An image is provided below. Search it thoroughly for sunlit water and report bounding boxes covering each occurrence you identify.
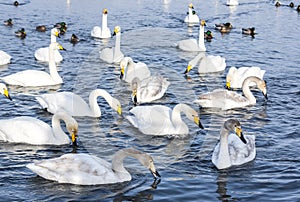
[0,0,299,201]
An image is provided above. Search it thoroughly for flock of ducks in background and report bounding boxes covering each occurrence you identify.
[0,0,291,185]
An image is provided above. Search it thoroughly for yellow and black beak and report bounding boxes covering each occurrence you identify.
[184,64,192,74]
[117,104,122,115]
[194,115,204,129]
[235,126,247,144]
[120,66,124,79]
[58,45,66,51]
[132,90,138,105]
[71,131,78,147]
[225,81,231,90]
[3,88,12,101]
[55,31,60,38]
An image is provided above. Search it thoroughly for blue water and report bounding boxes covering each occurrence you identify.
[0,0,299,201]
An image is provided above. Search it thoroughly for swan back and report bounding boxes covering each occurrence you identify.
[0,50,12,65]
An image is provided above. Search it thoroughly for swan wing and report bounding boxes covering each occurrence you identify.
[198,55,226,73]
[100,47,113,64]
[124,62,151,83]
[0,117,56,144]
[27,153,123,185]
[177,39,200,52]
[91,26,102,38]
[0,50,11,65]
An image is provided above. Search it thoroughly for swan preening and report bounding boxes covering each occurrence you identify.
[177,19,206,52]
[120,57,151,83]
[184,3,200,24]
[27,148,160,185]
[91,8,111,39]
[126,103,204,135]
[34,28,63,63]
[1,42,65,87]
[35,89,122,117]
[131,76,170,105]
[226,66,266,89]
[184,52,226,74]
[195,76,268,110]
[100,26,124,64]
[0,50,12,65]
[212,119,255,170]
[0,112,78,146]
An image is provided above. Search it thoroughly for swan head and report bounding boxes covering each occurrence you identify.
[224,119,247,144]
[51,28,60,38]
[131,77,140,105]
[67,119,79,147]
[119,57,131,79]
[200,19,206,27]
[113,26,121,36]
[134,150,161,179]
[0,83,12,101]
[257,79,268,100]
[188,3,194,9]
[193,115,204,129]
[184,64,193,74]
[102,8,108,14]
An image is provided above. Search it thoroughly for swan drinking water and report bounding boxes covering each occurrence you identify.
[1,42,65,87]
[91,8,111,39]
[126,103,204,135]
[212,119,255,170]
[34,89,122,117]
[34,28,63,63]
[27,148,160,185]
[177,19,206,52]
[195,76,268,110]
[100,26,124,64]
[0,112,78,146]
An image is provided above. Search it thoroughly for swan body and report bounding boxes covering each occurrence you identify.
[120,57,151,83]
[177,20,206,52]
[226,0,239,6]
[0,112,78,145]
[35,89,122,117]
[100,26,124,64]
[184,52,226,74]
[1,42,65,87]
[212,119,255,170]
[195,76,268,110]
[91,8,111,39]
[34,28,63,63]
[226,66,266,89]
[0,50,12,65]
[184,3,199,24]
[126,103,203,135]
[27,148,160,185]
[131,75,170,105]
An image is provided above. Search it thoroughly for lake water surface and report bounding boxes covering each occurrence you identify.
[0,0,299,201]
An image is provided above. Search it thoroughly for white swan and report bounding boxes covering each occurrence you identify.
[35,89,122,117]
[177,19,206,52]
[0,50,11,65]
[0,83,12,100]
[184,52,226,74]
[119,57,151,83]
[126,103,203,135]
[131,76,170,105]
[194,76,268,110]
[226,0,239,6]
[26,148,160,185]
[100,26,124,64]
[226,66,266,89]
[212,119,255,170]
[0,112,78,146]
[184,3,200,24]
[91,8,111,39]
[1,43,65,87]
[34,28,63,63]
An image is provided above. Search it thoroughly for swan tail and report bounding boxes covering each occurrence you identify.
[126,115,138,128]
[35,96,49,110]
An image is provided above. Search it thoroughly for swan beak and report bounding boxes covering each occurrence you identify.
[3,89,12,101]
[71,131,78,147]
[120,67,124,79]
[184,64,192,74]
[262,89,268,100]
[117,105,122,115]
[194,115,204,129]
[235,126,247,144]
[58,45,66,51]
[225,81,231,90]
[149,163,161,179]
[132,90,138,105]
[55,31,60,38]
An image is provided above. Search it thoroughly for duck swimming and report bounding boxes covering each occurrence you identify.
[70,34,79,44]
[4,18,13,26]
[242,27,255,36]
[36,25,47,32]
[15,28,26,39]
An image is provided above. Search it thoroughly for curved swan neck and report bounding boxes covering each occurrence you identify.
[51,113,71,143]
[101,13,108,30]
[190,52,205,67]
[242,77,259,104]
[198,24,206,51]
[217,127,231,169]
[171,104,195,128]
[49,44,62,83]
[88,89,114,117]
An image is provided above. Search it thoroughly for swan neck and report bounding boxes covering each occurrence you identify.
[50,35,57,43]
[88,89,114,117]
[198,24,206,51]
[102,14,108,30]
[218,127,231,168]
[242,78,256,104]
[51,114,69,143]
[49,44,62,83]
[188,7,193,18]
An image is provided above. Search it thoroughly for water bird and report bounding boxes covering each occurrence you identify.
[4,18,13,26]
[226,0,239,6]
[0,83,12,100]
[195,76,268,110]
[215,22,233,33]
[26,148,160,185]
[297,5,300,11]
[14,1,19,6]
[242,27,256,36]
[177,19,206,52]
[34,89,122,117]
[126,103,204,135]
[0,112,78,146]
[100,26,124,64]
[0,50,12,66]
[204,30,213,41]
[91,8,111,39]
[36,25,47,32]
[15,28,26,39]
[1,42,65,87]
[212,119,255,170]
[54,22,67,34]
[70,33,79,44]
[184,3,199,24]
